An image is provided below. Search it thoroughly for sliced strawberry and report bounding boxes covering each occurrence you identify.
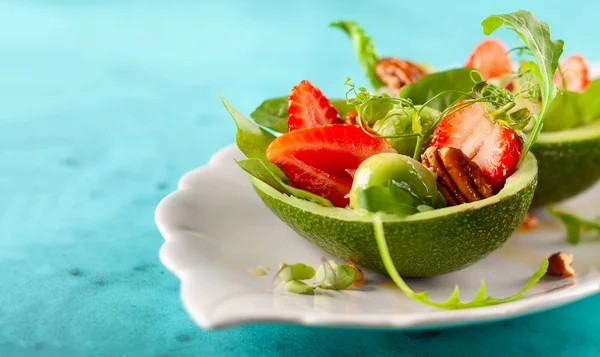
[288,80,342,131]
[554,54,590,92]
[430,100,522,191]
[465,38,512,80]
[267,124,394,207]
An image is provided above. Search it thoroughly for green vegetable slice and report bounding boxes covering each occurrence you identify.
[373,215,549,309]
[548,205,600,244]
[331,20,384,90]
[482,10,564,165]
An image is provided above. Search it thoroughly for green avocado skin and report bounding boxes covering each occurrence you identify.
[531,138,600,206]
[252,176,536,277]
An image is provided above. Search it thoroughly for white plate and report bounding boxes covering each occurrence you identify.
[155,145,600,330]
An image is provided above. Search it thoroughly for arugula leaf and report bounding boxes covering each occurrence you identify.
[315,260,357,290]
[250,96,355,134]
[278,263,316,282]
[219,93,276,162]
[372,215,548,309]
[236,158,334,207]
[548,205,600,244]
[331,20,384,89]
[399,68,476,111]
[544,79,600,132]
[482,10,564,165]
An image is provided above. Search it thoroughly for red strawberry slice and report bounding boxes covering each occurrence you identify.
[267,124,394,207]
[554,54,590,92]
[288,80,342,132]
[466,38,513,80]
[430,100,522,191]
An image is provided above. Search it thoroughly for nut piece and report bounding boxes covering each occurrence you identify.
[347,261,364,286]
[374,57,426,95]
[422,146,494,206]
[517,212,540,232]
[344,110,359,125]
[546,252,575,277]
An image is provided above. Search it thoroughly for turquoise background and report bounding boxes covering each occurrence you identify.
[1,1,599,356]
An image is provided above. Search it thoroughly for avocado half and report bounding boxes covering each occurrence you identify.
[531,120,600,206]
[251,154,537,277]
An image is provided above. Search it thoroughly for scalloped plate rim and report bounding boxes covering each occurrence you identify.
[156,144,600,330]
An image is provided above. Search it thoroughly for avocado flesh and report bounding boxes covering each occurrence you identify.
[250,154,537,277]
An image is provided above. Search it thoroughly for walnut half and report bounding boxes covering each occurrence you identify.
[374,57,426,95]
[422,146,495,206]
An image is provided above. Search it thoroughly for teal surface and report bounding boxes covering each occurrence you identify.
[1,1,599,356]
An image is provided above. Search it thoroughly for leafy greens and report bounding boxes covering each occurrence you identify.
[543,79,600,132]
[482,10,564,165]
[250,96,354,134]
[331,20,384,89]
[219,93,334,206]
[548,205,600,244]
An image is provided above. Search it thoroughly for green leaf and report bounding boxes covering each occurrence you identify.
[278,263,316,282]
[236,158,334,207]
[331,20,384,89]
[355,186,419,216]
[250,96,290,133]
[220,94,334,207]
[548,205,600,244]
[399,68,476,112]
[219,93,277,162]
[372,214,548,309]
[316,260,357,290]
[284,280,316,295]
[250,96,355,134]
[359,95,393,125]
[544,79,600,132]
[482,10,564,165]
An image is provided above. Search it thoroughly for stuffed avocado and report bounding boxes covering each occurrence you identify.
[220,10,564,309]
[333,13,600,207]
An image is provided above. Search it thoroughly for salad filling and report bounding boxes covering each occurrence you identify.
[220,10,573,309]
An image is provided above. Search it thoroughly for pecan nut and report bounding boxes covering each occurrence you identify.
[546,252,575,277]
[375,57,426,95]
[422,146,494,206]
[344,110,359,125]
[517,212,540,232]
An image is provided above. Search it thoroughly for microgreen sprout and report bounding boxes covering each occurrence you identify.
[344,74,529,160]
[275,259,359,295]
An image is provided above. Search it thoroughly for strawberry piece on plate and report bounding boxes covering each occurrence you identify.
[288,80,342,131]
[466,38,512,80]
[554,54,591,92]
[430,100,523,191]
[267,124,394,207]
